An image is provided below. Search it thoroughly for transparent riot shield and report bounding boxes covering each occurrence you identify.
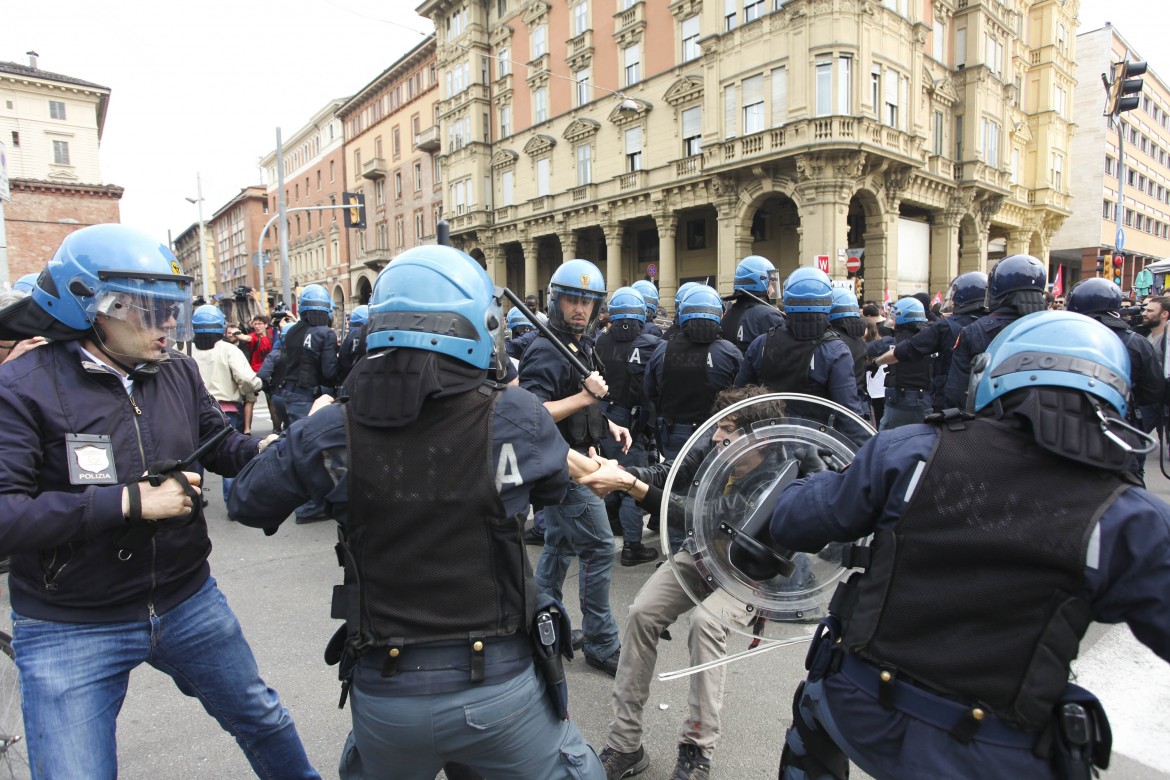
[659,394,875,644]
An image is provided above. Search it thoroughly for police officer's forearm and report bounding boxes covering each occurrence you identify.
[542,390,594,423]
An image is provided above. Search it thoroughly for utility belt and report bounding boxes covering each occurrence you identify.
[804,616,1112,779]
[884,387,930,401]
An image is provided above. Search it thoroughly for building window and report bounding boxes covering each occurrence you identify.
[414,162,423,191]
[724,85,737,138]
[956,27,967,68]
[724,0,736,31]
[1054,86,1066,119]
[955,115,963,160]
[815,58,832,117]
[1049,152,1063,190]
[577,143,592,185]
[981,118,1000,168]
[575,68,591,106]
[415,210,425,241]
[393,128,401,158]
[884,70,900,127]
[771,66,788,127]
[498,47,511,77]
[1103,200,1114,220]
[501,170,514,206]
[933,21,945,61]
[394,171,403,198]
[933,110,944,156]
[49,100,66,120]
[536,158,550,196]
[375,179,386,206]
[354,150,361,176]
[870,66,881,113]
[10,131,19,148]
[52,139,70,165]
[682,16,700,63]
[682,106,702,156]
[499,105,512,137]
[745,0,764,22]
[836,56,852,115]
[395,216,405,249]
[534,87,548,123]
[1055,22,1067,54]
[625,127,643,172]
[572,1,588,35]
[984,34,1003,76]
[531,24,547,58]
[743,74,765,134]
[623,43,641,86]
[1010,147,1020,185]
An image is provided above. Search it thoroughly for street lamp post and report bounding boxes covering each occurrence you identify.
[185,172,212,302]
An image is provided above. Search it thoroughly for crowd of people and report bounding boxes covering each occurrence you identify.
[0,223,1168,780]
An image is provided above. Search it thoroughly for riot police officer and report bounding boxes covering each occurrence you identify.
[874,297,932,430]
[737,268,867,419]
[632,280,663,338]
[593,286,660,566]
[722,255,783,354]
[875,272,988,411]
[504,306,536,361]
[337,304,368,384]
[661,281,702,341]
[278,283,339,423]
[519,259,630,676]
[828,288,868,414]
[1066,277,1164,458]
[228,245,604,779]
[773,310,1170,780]
[945,255,1046,409]
[645,285,743,461]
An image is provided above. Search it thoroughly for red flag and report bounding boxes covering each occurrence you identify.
[932,291,943,307]
[883,285,891,306]
[1052,265,1064,298]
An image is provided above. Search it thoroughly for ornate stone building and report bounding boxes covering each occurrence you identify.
[416,0,1077,307]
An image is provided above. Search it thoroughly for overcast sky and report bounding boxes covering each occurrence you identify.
[2,0,1166,244]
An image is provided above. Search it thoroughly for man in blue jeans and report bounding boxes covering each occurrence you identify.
[0,225,316,779]
[520,259,631,676]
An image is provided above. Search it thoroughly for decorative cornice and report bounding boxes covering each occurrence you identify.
[523,134,556,156]
[608,98,652,126]
[10,178,125,199]
[491,149,519,169]
[522,1,550,26]
[663,75,703,107]
[563,118,601,143]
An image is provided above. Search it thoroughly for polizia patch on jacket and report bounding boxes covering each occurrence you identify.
[66,434,118,485]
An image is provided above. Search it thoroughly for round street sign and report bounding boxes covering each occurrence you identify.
[646,263,657,278]
[846,256,862,273]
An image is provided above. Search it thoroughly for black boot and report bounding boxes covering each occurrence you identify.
[621,542,659,567]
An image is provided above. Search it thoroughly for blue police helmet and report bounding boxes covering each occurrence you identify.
[892,297,927,325]
[608,286,647,323]
[298,283,333,315]
[969,310,1131,417]
[782,267,833,314]
[506,306,534,335]
[365,245,502,370]
[734,255,778,293]
[631,280,659,315]
[1065,278,1121,316]
[986,254,1046,309]
[674,281,701,311]
[678,285,723,325]
[829,288,861,321]
[947,271,988,314]
[348,305,369,327]
[547,259,606,335]
[31,224,195,341]
[191,304,226,334]
[11,273,39,295]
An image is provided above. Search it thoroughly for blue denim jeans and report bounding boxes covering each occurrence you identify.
[12,576,318,780]
[600,438,648,544]
[879,388,932,431]
[339,666,604,779]
[536,481,620,660]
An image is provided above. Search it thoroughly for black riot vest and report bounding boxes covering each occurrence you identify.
[541,332,608,450]
[839,419,1128,731]
[336,386,532,655]
[593,331,638,411]
[839,333,868,401]
[886,326,932,391]
[279,322,325,390]
[721,297,760,353]
[659,333,718,424]
[757,326,839,397]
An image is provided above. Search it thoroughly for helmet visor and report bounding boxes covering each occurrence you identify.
[93,272,194,343]
[550,287,603,335]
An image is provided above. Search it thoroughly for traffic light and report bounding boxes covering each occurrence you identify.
[1096,255,1106,277]
[854,277,864,301]
[1112,254,1124,286]
[1105,60,1147,116]
[342,192,366,229]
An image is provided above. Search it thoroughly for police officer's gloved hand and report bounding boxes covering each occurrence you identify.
[866,362,880,377]
[794,447,827,477]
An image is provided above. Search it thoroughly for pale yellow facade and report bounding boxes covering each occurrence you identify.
[418,0,1077,308]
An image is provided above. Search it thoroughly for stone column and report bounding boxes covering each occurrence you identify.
[559,227,577,263]
[1005,228,1030,258]
[603,223,623,292]
[656,213,678,310]
[481,240,503,287]
[930,210,962,294]
[957,221,988,274]
[521,237,539,300]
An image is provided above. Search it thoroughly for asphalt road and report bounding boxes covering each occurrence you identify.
[9,406,1170,779]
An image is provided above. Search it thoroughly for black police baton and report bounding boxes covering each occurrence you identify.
[117,425,234,560]
[436,220,600,391]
